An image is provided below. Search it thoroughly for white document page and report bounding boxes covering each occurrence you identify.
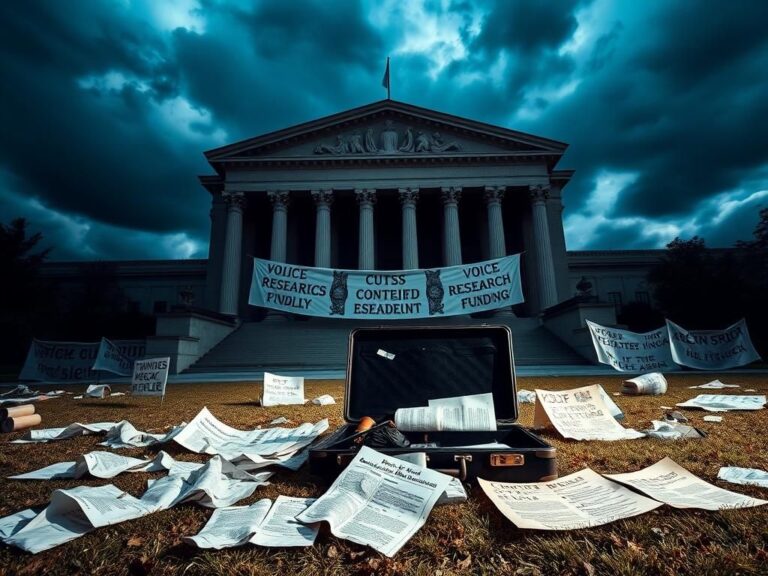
[622,372,668,395]
[184,500,272,549]
[12,421,118,443]
[392,452,467,505]
[689,380,739,389]
[262,372,305,407]
[676,394,766,412]
[250,496,318,547]
[606,457,768,510]
[717,466,768,488]
[0,509,38,539]
[479,468,662,530]
[533,384,644,441]
[394,393,496,431]
[296,445,452,557]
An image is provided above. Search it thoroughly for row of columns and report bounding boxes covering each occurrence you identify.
[217,185,558,315]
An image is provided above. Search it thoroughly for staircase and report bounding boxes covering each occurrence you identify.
[185,313,587,373]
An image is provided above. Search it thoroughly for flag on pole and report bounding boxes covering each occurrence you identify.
[382,57,390,99]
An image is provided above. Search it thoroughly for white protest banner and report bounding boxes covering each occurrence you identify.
[533,384,644,441]
[249,254,523,319]
[666,318,761,370]
[131,358,170,397]
[92,338,133,376]
[261,372,305,407]
[19,340,99,382]
[586,321,677,372]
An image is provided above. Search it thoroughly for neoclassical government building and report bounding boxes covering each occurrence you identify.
[42,100,662,371]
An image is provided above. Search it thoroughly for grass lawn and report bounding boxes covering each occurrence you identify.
[1,374,767,575]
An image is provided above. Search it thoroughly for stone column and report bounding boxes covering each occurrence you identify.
[218,192,245,316]
[484,186,507,259]
[529,184,558,310]
[267,190,290,263]
[441,186,462,266]
[399,187,419,269]
[311,189,333,268]
[356,189,376,270]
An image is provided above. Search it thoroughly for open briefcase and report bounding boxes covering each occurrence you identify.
[309,325,557,483]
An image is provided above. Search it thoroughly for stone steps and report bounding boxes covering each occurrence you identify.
[185,313,587,373]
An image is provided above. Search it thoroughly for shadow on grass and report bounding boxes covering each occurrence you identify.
[221,401,262,407]
[78,402,133,409]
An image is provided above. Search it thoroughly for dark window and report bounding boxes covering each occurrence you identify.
[607,291,623,312]
[635,291,650,305]
[153,300,168,314]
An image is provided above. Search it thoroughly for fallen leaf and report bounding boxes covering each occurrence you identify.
[127,536,144,547]
[457,554,472,570]
[327,544,339,558]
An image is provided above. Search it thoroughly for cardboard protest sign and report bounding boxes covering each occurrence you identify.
[92,338,133,376]
[533,384,644,441]
[666,319,761,370]
[131,358,170,397]
[261,373,305,407]
[249,255,523,319]
[586,321,677,372]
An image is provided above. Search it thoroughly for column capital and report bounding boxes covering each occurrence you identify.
[311,189,334,207]
[398,187,420,206]
[528,184,551,204]
[441,186,462,205]
[267,190,290,210]
[222,191,246,211]
[355,188,377,206]
[484,186,506,205]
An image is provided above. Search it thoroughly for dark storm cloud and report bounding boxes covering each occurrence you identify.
[1,0,767,259]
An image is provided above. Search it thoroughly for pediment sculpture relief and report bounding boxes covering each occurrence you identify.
[314,120,461,155]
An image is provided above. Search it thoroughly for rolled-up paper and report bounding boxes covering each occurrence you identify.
[1,413,42,433]
[0,404,35,420]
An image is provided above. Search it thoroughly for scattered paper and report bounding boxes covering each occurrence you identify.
[676,394,766,412]
[172,406,328,459]
[517,389,536,404]
[73,395,83,400]
[689,380,740,389]
[717,467,768,489]
[249,496,319,547]
[269,417,291,425]
[642,420,705,440]
[533,384,644,441]
[296,445,452,557]
[261,372,305,407]
[2,456,272,554]
[703,415,722,423]
[598,385,625,420]
[745,389,757,392]
[393,452,467,505]
[109,392,126,397]
[311,394,336,405]
[606,457,768,510]
[100,420,186,449]
[395,393,497,432]
[479,468,662,530]
[85,384,111,399]
[622,372,668,395]
[11,421,118,443]
[0,508,38,539]
[184,500,272,549]
[660,405,673,410]
[376,349,395,360]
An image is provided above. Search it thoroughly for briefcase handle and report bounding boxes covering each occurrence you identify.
[434,454,473,482]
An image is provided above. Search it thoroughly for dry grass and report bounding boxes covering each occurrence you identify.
[1,374,767,575]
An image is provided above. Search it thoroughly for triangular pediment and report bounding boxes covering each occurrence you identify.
[205,100,567,164]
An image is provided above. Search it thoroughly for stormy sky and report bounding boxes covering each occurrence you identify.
[1,0,766,261]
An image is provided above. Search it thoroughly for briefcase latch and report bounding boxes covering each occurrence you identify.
[490,454,525,467]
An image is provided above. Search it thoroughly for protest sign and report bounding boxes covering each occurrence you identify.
[92,338,133,376]
[666,318,761,370]
[19,340,99,382]
[586,321,677,372]
[479,468,662,530]
[261,372,305,407]
[249,254,523,319]
[533,384,644,441]
[131,358,169,397]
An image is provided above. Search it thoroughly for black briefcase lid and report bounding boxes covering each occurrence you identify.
[344,325,518,424]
